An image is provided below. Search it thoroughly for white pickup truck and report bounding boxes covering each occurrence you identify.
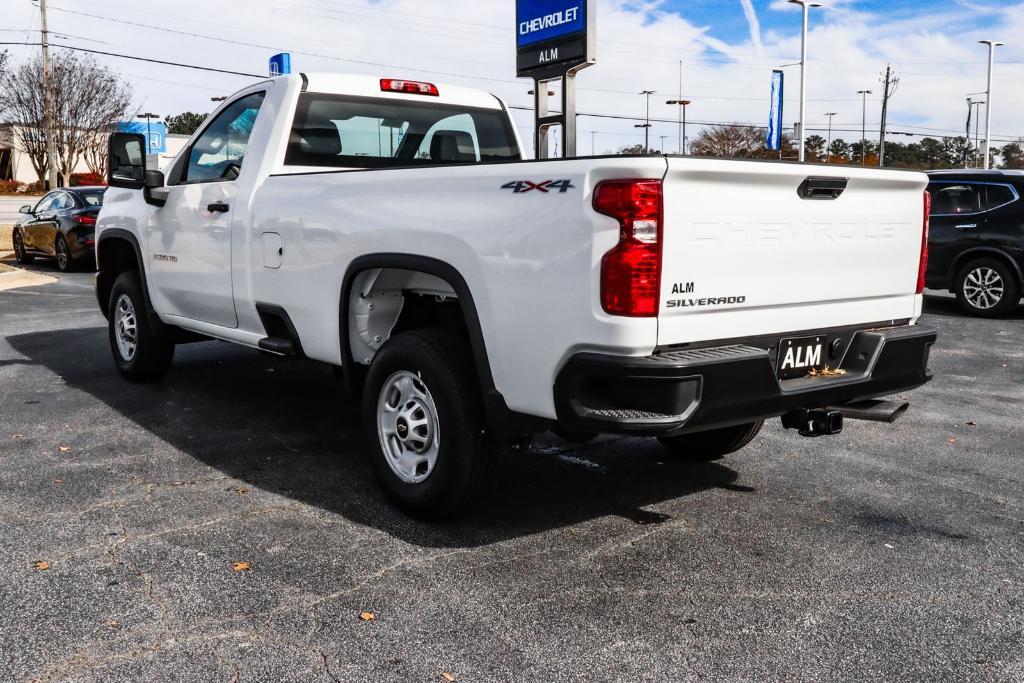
[98,73,936,518]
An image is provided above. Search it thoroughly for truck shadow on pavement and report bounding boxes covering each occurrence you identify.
[7,327,746,548]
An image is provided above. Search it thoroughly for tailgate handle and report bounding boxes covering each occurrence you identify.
[798,176,848,200]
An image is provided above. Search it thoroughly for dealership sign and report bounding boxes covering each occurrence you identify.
[516,0,595,78]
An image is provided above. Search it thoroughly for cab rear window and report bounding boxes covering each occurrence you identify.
[285,94,520,169]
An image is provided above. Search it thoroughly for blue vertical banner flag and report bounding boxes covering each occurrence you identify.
[767,70,785,151]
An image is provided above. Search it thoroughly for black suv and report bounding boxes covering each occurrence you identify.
[926,169,1024,317]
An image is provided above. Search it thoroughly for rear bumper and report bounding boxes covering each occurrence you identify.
[554,324,937,436]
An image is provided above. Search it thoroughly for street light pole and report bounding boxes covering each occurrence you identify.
[587,131,597,156]
[39,0,58,189]
[137,113,160,160]
[979,39,1004,170]
[857,90,872,166]
[824,112,838,163]
[666,99,691,156]
[635,90,655,151]
[788,0,822,163]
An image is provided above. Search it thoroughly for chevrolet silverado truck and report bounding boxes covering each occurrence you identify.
[97,73,937,518]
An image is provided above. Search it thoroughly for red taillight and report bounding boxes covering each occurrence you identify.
[380,78,439,96]
[77,214,97,226]
[917,190,930,294]
[595,179,663,317]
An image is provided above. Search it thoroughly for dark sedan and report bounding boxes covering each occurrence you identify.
[13,187,105,272]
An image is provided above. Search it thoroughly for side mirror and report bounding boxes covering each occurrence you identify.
[19,205,32,214]
[108,132,147,189]
[143,170,169,208]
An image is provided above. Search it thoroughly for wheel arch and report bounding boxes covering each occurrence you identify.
[949,247,1024,291]
[339,253,548,439]
[95,229,163,332]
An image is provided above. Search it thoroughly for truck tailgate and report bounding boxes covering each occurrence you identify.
[657,160,929,347]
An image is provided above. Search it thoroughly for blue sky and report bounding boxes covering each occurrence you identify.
[4,0,1023,155]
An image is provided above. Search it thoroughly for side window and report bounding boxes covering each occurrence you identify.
[183,92,266,183]
[929,183,985,216]
[34,194,57,214]
[986,184,1019,212]
[55,193,75,210]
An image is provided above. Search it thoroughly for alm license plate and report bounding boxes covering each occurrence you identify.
[776,335,826,380]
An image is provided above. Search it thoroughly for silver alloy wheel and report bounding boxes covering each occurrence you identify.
[376,370,441,484]
[56,238,69,270]
[963,266,1004,310]
[114,293,139,361]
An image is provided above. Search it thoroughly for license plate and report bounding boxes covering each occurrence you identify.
[776,335,826,380]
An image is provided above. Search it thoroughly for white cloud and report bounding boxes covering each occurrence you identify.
[2,0,1021,156]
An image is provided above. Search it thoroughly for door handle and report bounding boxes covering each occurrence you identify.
[954,223,978,230]
[207,202,230,213]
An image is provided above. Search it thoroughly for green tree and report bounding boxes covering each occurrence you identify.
[999,140,1024,169]
[617,144,659,156]
[805,135,826,162]
[164,111,208,135]
[828,138,851,162]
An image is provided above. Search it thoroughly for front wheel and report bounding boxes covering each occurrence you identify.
[55,234,74,272]
[658,421,764,462]
[361,330,495,519]
[108,271,175,382]
[13,230,34,265]
[955,258,1020,318]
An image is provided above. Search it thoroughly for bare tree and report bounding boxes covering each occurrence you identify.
[690,124,795,160]
[0,52,132,185]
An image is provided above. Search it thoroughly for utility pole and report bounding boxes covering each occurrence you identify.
[979,40,1004,170]
[635,90,655,152]
[39,0,59,190]
[857,89,872,166]
[788,0,822,162]
[878,64,899,167]
[824,112,838,163]
[587,131,597,156]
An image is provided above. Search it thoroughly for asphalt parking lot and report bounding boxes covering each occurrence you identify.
[1,260,1022,683]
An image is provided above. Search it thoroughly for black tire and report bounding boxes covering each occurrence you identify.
[955,257,1020,318]
[658,421,764,462]
[361,330,495,520]
[13,230,34,265]
[55,234,74,272]
[107,270,175,382]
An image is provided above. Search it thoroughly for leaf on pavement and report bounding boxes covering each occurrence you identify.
[966,421,978,427]
[10,433,23,439]
[53,479,63,486]
[58,446,72,453]
[947,437,957,444]
[231,561,251,572]
[235,487,250,496]
[359,611,375,622]
[441,673,457,682]
[33,560,50,571]
[103,618,119,629]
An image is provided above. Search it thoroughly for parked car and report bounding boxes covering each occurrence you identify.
[12,187,105,272]
[926,169,1024,317]
[95,73,936,519]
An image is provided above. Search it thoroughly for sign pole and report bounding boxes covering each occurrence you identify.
[516,0,595,160]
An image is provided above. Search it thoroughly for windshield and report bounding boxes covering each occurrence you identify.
[285,93,520,169]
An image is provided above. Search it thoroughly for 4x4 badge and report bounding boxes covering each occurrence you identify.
[501,180,575,194]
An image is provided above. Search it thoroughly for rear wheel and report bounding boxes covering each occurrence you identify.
[108,271,175,382]
[362,330,495,519]
[55,235,74,272]
[955,257,1020,318]
[658,421,764,462]
[13,230,34,265]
